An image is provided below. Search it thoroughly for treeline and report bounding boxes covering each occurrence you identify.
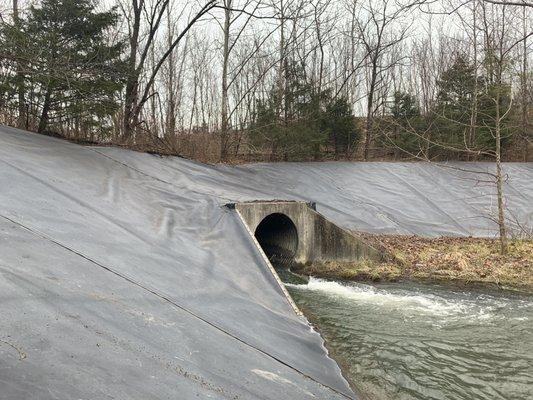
[0,0,531,162]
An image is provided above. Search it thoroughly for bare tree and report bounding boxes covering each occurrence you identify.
[482,0,533,7]
[219,0,262,160]
[12,0,25,129]
[220,0,232,160]
[0,0,530,168]
[356,0,410,160]
[121,0,217,139]
[382,0,530,253]
[518,4,532,160]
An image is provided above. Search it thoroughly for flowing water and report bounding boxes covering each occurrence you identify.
[286,277,533,400]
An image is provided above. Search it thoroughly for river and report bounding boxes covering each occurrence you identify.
[285,277,533,400]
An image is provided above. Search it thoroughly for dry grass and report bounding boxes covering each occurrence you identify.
[294,235,533,292]
[295,259,403,282]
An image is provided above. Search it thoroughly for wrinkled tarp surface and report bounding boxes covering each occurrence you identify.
[1,125,532,400]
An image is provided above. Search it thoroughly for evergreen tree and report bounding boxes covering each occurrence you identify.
[0,0,125,137]
[433,55,478,155]
[249,61,327,160]
[322,97,359,158]
[432,54,512,156]
[381,91,424,157]
[391,91,420,121]
[436,55,477,113]
[250,60,359,160]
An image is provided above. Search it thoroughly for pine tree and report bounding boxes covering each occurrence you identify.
[382,91,424,157]
[433,54,512,157]
[1,0,125,138]
[322,97,359,159]
[250,61,327,160]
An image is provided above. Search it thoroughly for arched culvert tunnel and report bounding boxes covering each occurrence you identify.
[254,213,298,268]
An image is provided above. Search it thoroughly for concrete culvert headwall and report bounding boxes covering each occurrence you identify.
[235,201,383,268]
[254,213,298,267]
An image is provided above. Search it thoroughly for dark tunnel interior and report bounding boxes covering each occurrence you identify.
[254,213,298,268]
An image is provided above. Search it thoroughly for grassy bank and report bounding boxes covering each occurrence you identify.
[293,235,533,292]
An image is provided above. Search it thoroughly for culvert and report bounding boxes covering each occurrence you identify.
[233,200,383,269]
[254,213,298,268]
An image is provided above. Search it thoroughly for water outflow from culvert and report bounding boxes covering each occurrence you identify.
[254,213,299,269]
[285,278,533,400]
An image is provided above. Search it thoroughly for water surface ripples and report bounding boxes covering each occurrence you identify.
[287,278,533,400]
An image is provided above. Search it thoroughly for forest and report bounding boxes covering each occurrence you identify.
[0,0,531,163]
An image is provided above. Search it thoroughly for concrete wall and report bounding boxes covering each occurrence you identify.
[234,201,382,265]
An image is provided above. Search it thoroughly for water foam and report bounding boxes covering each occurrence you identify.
[287,277,498,318]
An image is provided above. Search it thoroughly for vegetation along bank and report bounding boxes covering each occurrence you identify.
[292,235,533,293]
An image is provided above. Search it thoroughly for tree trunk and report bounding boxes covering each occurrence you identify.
[520,6,529,161]
[165,6,176,139]
[220,0,231,161]
[124,70,139,139]
[494,85,508,254]
[123,1,141,139]
[38,86,52,134]
[364,60,378,161]
[468,0,478,159]
[149,44,158,136]
[278,2,287,161]
[13,0,26,129]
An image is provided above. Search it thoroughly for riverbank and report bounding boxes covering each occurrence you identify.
[292,235,533,292]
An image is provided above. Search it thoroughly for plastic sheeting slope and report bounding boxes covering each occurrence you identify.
[1,125,532,400]
[0,126,353,400]
[100,150,532,237]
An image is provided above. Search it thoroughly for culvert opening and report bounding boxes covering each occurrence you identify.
[254,213,298,269]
